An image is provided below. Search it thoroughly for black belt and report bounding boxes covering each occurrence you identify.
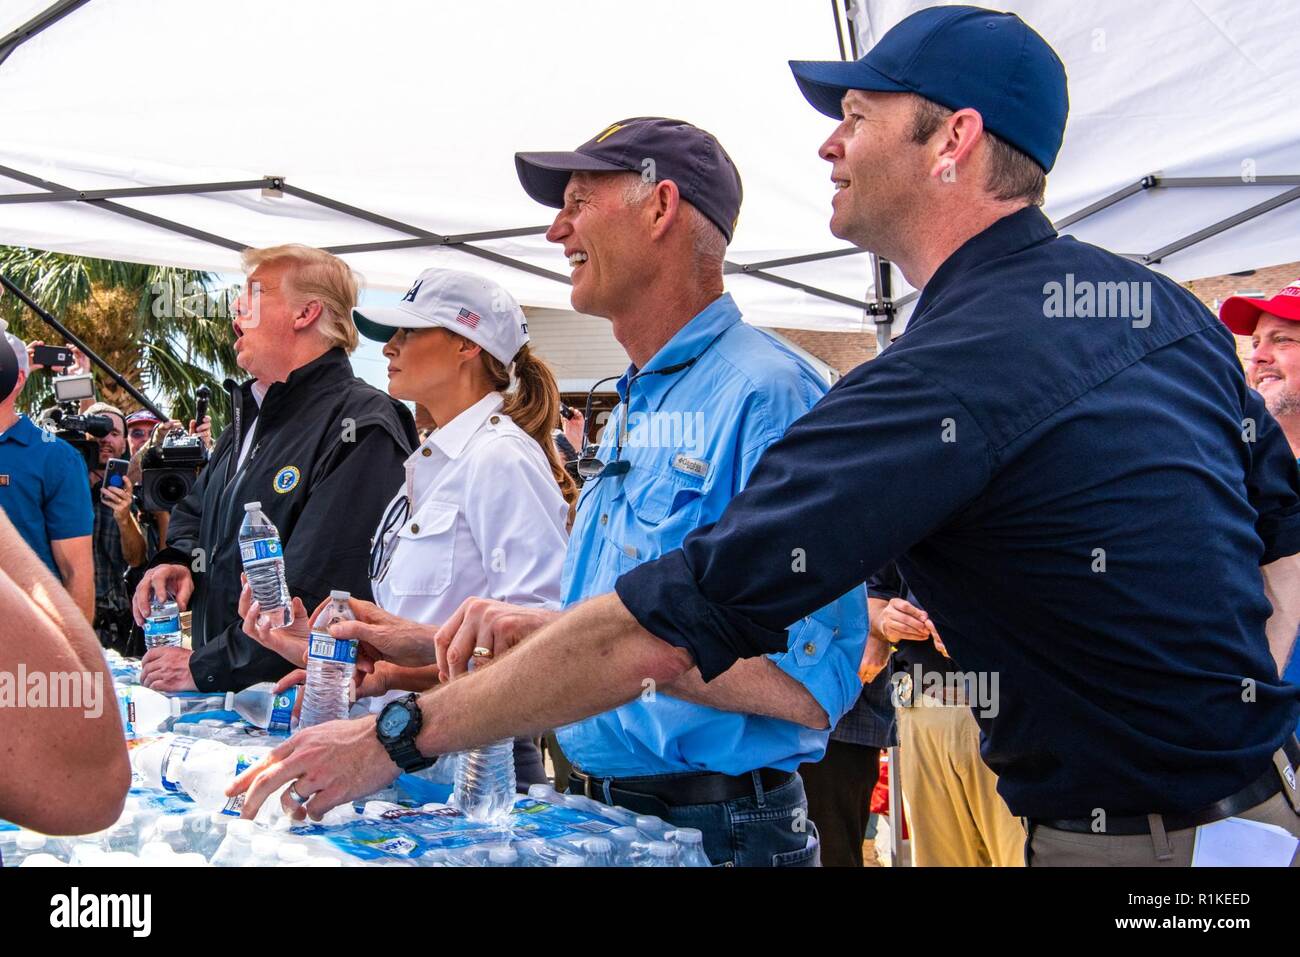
[569,767,794,808]
[1033,736,1300,836]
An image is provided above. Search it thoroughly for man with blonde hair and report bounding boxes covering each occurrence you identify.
[134,244,417,692]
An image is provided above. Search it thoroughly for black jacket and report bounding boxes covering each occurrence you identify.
[151,348,416,691]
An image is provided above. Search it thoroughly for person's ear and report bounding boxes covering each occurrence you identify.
[458,338,483,365]
[647,179,681,242]
[292,299,324,332]
[928,107,985,184]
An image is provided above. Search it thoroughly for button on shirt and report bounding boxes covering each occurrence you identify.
[372,392,569,624]
[0,415,93,578]
[617,207,1300,818]
[559,293,867,777]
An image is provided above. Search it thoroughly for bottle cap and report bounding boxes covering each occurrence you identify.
[16,831,46,850]
[488,846,519,865]
[649,841,675,858]
[674,827,703,843]
[329,590,351,601]
[244,501,262,511]
[160,815,184,833]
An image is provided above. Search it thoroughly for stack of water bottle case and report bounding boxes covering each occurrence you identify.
[1,503,710,867]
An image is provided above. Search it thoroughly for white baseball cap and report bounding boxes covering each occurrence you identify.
[4,332,29,376]
[352,268,529,366]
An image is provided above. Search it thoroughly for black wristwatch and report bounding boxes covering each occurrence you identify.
[376,693,435,773]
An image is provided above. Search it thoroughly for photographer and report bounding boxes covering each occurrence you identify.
[0,332,94,620]
[83,401,137,651]
[133,244,416,693]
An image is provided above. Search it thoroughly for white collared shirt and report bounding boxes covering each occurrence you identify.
[371,392,569,625]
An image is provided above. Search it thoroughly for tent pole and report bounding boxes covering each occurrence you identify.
[0,0,92,69]
[0,271,167,420]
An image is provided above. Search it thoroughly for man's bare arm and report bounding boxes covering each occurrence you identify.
[658,659,829,729]
[0,512,129,834]
[416,593,692,756]
[48,535,94,625]
[1261,553,1300,674]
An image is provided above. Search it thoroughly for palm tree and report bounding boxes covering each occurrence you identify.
[0,247,240,431]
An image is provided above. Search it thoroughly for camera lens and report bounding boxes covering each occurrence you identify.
[158,472,191,506]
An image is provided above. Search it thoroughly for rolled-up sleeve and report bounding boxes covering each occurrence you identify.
[615,355,995,680]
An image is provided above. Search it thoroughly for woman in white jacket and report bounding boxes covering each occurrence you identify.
[241,267,575,788]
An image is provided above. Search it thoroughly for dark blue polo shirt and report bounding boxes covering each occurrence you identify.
[617,206,1300,820]
[0,415,94,578]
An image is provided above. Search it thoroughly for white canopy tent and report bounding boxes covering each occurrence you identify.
[1,0,1297,348]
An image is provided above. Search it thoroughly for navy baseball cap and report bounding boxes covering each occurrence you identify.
[515,117,743,241]
[789,5,1068,173]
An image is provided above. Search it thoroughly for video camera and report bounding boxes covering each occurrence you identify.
[42,403,115,471]
[138,386,211,513]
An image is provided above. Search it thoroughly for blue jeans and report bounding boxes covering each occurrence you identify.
[571,770,821,867]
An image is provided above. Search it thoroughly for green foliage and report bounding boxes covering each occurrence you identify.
[0,247,240,431]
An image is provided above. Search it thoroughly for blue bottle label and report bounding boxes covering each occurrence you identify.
[240,536,282,567]
[268,688,296,734]
[143,615,180,636]
[308,631,358,664]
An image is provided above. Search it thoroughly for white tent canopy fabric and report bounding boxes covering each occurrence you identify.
[1,0,1297,335]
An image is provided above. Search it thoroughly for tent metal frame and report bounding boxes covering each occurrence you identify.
[2,0,1298,340]
[0,0,90,68]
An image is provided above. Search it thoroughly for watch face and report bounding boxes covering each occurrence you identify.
[378,703,410,739]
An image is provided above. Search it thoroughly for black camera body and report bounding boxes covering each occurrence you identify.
[41,404,113,471]
[138,428,209,513]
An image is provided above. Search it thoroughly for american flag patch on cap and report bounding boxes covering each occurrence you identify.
[456,307,481,328]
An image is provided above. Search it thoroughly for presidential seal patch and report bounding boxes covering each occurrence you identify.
[273,465,301,494]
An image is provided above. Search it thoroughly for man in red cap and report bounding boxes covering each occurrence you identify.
[1225,279,1300,461]
[1223,280,1300,694]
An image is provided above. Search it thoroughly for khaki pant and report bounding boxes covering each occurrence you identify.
[897,701,1024,866]
[1028,790,1300,867]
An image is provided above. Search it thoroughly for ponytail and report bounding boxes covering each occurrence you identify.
[481,344,579,520]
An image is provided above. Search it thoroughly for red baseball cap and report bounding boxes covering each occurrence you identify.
[1219,278,1300,335]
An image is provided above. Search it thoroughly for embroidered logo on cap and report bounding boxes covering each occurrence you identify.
[273,466,300,494]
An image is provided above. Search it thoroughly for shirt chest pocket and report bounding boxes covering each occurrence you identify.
[605,468,707,570]
[386,500,458,597]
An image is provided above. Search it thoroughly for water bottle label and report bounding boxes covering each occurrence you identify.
[308,631,358,663]
[239,536,283,566]
[143,615,180,636]
[219,754,259,816]
[160,737,197,794]
[268,688,296,735]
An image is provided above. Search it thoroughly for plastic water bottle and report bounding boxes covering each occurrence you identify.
[144,596,183,648]
[239,502,291,628]
[634,814,671,840]
[486,845,519,867]
[230,682,296,735]
[451,740,516,824]
[670,826,711,866]
[578,835,614,867]
[131,734,271,815]
[299,592,357,729]
[644,841,678,867]
[210,818,256,866]
[450,651,516,824]
[606,826,645,866]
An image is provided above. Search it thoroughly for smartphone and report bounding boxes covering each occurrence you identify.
[104,457,130,490]
[32,344,75,369]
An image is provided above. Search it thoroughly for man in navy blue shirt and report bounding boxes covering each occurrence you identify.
[227,9,1300,866]
[0,332,94,620]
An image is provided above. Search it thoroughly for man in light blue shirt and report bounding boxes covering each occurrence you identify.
[437,117,867,866]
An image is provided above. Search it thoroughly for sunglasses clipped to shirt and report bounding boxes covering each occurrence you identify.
[576,333,725,486]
